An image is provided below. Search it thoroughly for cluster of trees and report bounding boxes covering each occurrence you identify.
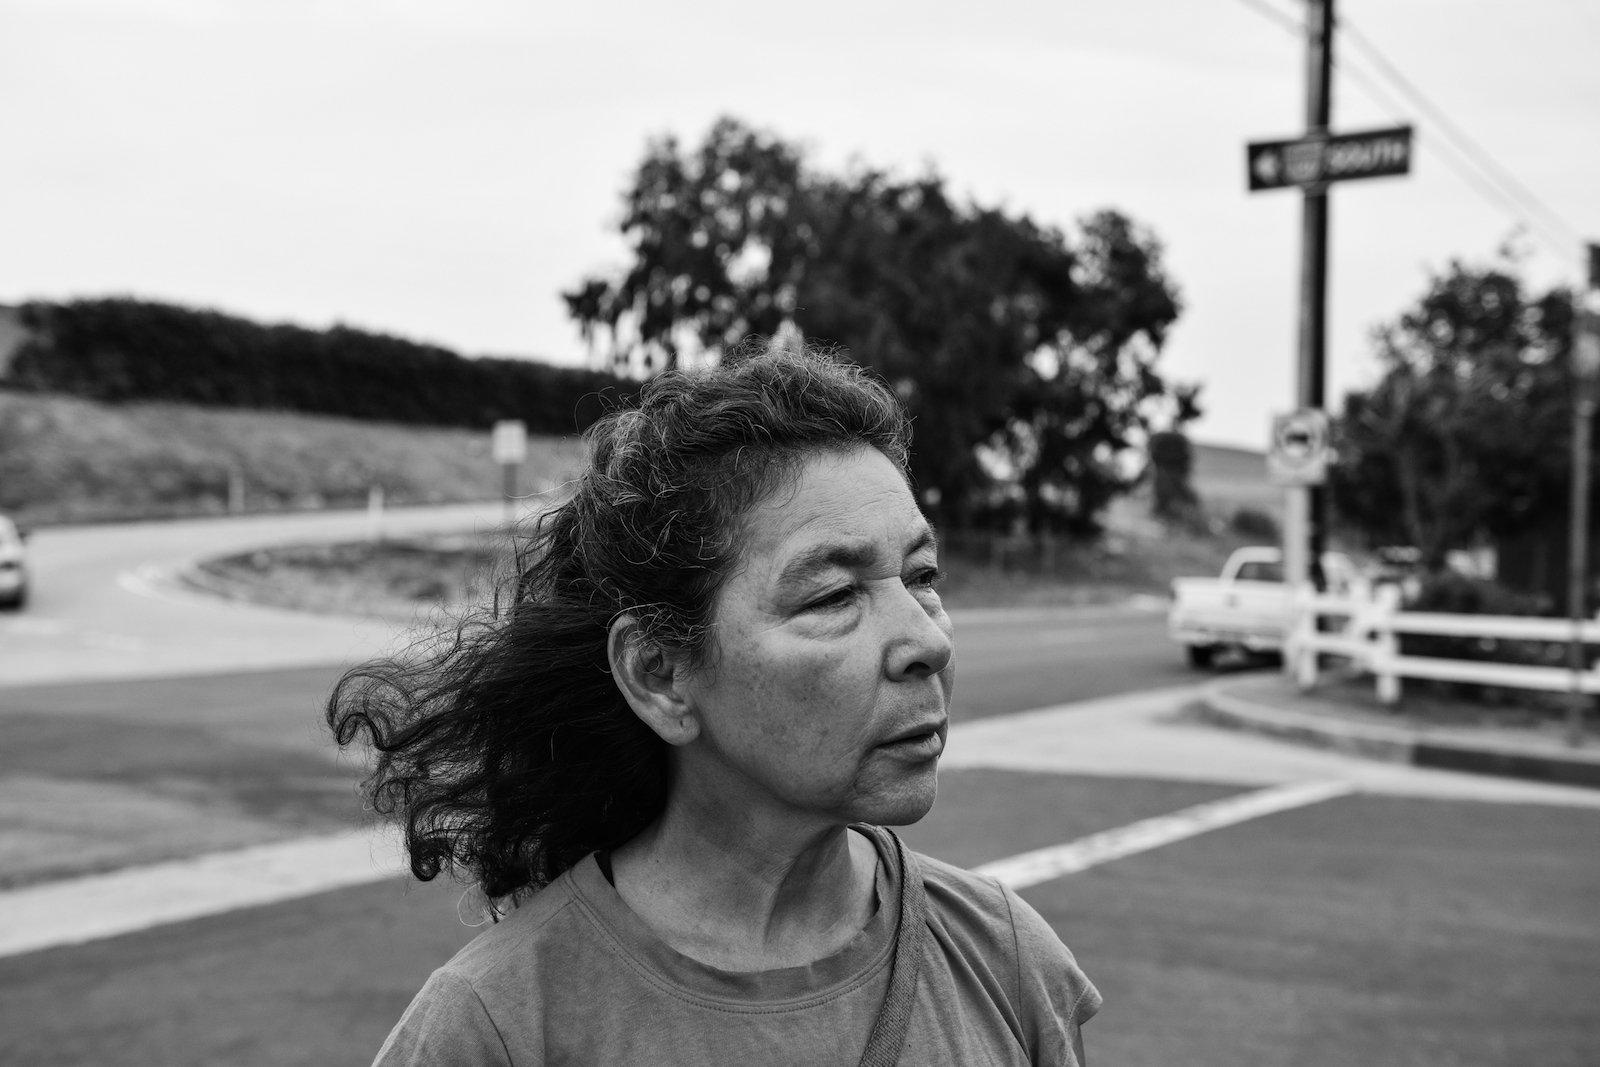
[7,299,637,435]
[565,117,1195,535]
[1329,261,1582,572]
[7,119,1198,536]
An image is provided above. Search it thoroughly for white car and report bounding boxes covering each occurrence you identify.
[1168,546,1352,668]
[0,516,29,609]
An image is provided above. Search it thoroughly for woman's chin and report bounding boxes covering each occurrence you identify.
[851,765,939,828]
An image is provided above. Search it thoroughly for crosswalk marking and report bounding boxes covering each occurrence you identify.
[0,780,1356,959]
[0,828,402,959]
[974,779,1355,889]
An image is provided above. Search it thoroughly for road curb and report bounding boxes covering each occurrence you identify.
[1198,677,1600,790]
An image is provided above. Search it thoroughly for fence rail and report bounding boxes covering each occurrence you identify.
[1287,586,1600,703]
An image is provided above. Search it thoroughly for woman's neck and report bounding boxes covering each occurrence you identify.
[608,789,880,972]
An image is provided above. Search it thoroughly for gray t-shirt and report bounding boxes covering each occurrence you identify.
[373,825,1100,1066]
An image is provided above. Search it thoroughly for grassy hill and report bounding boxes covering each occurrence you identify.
[0,390,584,526]
[1191,441,1279,518]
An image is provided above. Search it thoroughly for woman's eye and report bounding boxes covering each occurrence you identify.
[806,586,857,611]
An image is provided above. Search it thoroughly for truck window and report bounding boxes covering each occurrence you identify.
[1235,560,1284,583]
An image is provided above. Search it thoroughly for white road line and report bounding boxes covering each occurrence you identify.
[0,828,401,959]
[973,779,1355,889]
[0,780,1352,959]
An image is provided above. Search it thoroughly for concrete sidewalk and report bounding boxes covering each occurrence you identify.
[1199,673,1600,790]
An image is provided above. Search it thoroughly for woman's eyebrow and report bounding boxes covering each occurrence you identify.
[906,527,938,557]
[775,542,877,588]
[776,527,938,588]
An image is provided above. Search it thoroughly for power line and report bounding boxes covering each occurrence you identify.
[1225,0,1584,262]
[1338,15,1581,253]
[1230,0,1303,36]
[1331,49,1569,252]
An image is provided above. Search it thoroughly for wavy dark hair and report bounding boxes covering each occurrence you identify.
[327,341,911,904]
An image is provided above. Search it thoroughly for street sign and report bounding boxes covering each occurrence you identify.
[491,420,527,465]
[1248,125,1413,191]
[1267,410,1331,487]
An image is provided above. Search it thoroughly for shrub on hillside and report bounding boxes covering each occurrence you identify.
[7,299,638,434]
[1229,507,1279,541]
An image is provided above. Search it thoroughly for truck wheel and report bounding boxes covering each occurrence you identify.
[1186,644,1215,669]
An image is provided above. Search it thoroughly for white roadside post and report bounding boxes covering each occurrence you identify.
[366,484,385,542]
[491,420,528,526]
[228,466,246,515]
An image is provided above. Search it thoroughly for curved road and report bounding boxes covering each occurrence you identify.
[0,503,514,687]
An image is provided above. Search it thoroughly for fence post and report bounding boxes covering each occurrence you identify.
[1374,583,1401,705]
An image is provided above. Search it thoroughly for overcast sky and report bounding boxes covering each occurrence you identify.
[3,0,1596,448]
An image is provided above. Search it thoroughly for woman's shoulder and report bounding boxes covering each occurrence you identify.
[907,844,1102,1027]
[438,867,587,987]
[913,848,1038,955]
[372,868,597,1066]
[913,848,1008,908]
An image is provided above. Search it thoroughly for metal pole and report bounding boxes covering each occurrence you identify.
[1568,252,1600,746]
[1567,404,1592,746]
[1297,0,1334,591]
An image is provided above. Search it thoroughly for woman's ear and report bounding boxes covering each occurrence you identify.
[607,615,700,746]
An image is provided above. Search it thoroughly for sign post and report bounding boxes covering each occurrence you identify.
[1245,0,1410,592]
[491,419,527,525]
[1267,410,1332,586]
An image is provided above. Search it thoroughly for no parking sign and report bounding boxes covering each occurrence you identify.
[1267,410,1330,487]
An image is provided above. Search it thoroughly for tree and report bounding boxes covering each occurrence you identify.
[1329,262,1578,569]
[1148,430,1201,521]
[565,117,1190,533]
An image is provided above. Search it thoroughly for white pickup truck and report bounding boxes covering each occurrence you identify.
[1168,546,1352,668]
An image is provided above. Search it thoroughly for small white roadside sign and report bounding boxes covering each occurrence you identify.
[1267,409,1330,487]
[491,420,527,465]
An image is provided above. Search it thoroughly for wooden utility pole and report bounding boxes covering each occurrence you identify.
[1296,0,1334,590]
[1247,0,1409,594]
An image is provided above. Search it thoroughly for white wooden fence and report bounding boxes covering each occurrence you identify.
[1286,585,1600,703]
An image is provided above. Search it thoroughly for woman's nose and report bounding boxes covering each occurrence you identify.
[884,590,953,681]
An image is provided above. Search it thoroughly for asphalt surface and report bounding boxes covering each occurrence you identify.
[0,504,513,688]
[1,514,1596,1066]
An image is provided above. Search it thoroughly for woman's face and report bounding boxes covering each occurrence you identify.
[678,446,955,829]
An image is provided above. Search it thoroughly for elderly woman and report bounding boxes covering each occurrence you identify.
[329,344,1099,1066]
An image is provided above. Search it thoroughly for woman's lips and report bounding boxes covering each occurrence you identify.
[879,724,946,761]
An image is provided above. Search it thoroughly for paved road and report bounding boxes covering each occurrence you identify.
[4,613,1598,1065]
[1,512,1597,1066]
[0,504,517,687]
